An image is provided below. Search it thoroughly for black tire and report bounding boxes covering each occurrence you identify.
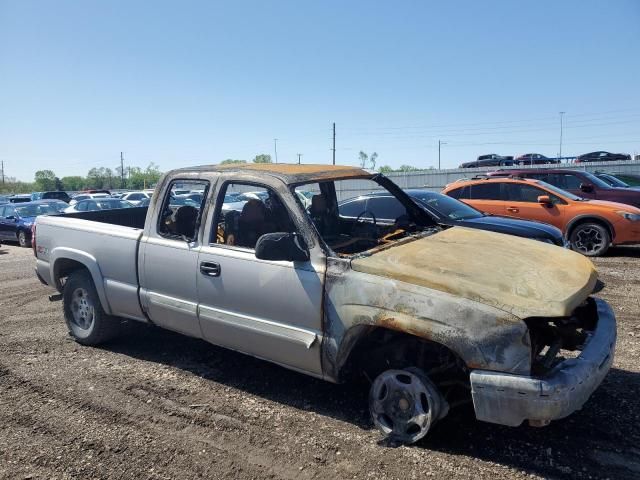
[569,222,610,257]
[18,230,30,248]
[63,269,121,345]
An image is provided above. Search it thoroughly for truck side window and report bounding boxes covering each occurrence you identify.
[158,180,209,241]
[213,183,295,249]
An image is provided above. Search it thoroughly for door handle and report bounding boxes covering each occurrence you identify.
[506,207,519,213]
[200,261,221,277]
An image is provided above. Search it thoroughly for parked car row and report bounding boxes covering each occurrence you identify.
[438,168,640,256]
[459,151,635,168]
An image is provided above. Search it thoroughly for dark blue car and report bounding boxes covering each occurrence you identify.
[0,200,68,247]
[338,189,565,246]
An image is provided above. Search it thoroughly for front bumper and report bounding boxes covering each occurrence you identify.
[470,298,616,427]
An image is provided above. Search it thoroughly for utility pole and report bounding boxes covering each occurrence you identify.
[120,152,125,188]
[274,139,278,164]
[438,140,446,170]
[332,122,336,165]
[1,160,4,185]
[297,153,302,164]
[559,111,565,162]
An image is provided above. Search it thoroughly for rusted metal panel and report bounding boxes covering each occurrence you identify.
[321,256,534,382]
[172,163,370,185]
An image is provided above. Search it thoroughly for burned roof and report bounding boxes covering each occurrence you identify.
[173,163,371,184]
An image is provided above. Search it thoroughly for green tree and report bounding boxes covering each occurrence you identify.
[358,151,378,169]
[358,151,368,168]
[378,165,394,173]
[34,170,57,191]
[220,159,247,165]
[398,165,419,172]
[253,154,272,164]
[61,176,85,191]
[126,163,163,189]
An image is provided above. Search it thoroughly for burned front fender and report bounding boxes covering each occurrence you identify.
[321,258,532,382]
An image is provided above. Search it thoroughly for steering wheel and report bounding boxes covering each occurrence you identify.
[355,210,377,226]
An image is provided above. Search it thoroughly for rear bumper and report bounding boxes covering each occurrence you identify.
[470,298,616,427]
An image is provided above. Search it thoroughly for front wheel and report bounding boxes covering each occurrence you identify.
[569,222,610,257]
[18,230,30,248]
[369,367,449,444]
[63,270,121,345]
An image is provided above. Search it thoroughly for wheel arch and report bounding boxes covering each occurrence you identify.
[50,248,112,315]
[334,326,469,383]
[566,215,615,241]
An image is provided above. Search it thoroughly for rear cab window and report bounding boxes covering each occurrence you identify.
[157,180,210,241]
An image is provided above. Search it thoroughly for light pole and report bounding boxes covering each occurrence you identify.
[274,138,278,164]
[438,140,447,170]
[559,112,565,162]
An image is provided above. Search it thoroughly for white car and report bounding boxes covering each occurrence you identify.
[120,191,151,206]
[69,193,111,206]
[64,198,134,213]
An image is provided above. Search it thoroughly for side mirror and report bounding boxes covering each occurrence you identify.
[5,215,15,221]
[580,183,594,193]
[537,195,552,205]
[255,232,309,262]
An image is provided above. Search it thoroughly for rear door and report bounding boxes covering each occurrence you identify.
[452,183,507,216]
[138,177,212,338]
[502,183,567,230]
[196,178,325,376]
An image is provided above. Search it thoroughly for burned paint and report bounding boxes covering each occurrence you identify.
[321,255,534,383]
[172,163,370,185]
[351,226,597,319]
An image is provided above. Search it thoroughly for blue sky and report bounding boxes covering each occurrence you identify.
[1,0,639,181]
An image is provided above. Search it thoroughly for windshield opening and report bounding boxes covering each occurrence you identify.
[293,176,437,257]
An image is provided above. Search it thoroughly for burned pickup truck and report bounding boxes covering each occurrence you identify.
[33,164,616,444]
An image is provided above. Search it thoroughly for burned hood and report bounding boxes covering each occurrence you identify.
[351,227,597,319]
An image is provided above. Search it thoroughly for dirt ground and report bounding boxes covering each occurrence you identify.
[1,243,639,480]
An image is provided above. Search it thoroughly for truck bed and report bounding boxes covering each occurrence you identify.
[59,206,148,229]
[35,210,147,322]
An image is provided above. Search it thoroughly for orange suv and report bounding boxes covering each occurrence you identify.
[442,177,640,256]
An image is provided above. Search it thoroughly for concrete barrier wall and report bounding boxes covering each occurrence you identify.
[334,160,640,201]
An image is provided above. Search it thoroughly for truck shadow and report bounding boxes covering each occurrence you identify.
[607,245,640,258]
[106,324,640,479]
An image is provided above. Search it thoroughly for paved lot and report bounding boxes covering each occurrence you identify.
[1,243,639,479]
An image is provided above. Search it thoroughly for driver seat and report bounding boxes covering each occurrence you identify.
[310,194,339,237]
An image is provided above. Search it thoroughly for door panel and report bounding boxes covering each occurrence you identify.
[502,202,566,230]
[197,245,324,376]
[139,236,202,337]
[464,199,506,216]
[138,178,211,339]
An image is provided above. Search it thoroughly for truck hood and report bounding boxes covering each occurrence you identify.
[351,227,597,319]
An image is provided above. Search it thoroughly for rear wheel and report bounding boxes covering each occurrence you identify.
[369,367,448,444]
[569,222,610,257]
[63,270,121,345]
[18,230,30,248]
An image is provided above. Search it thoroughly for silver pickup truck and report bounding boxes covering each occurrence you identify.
[33,164,616,444]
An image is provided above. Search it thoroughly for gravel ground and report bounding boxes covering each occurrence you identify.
[1,243,639,480]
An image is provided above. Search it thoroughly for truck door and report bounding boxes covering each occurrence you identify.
[138,178,211,338]
[196,180,325,376]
